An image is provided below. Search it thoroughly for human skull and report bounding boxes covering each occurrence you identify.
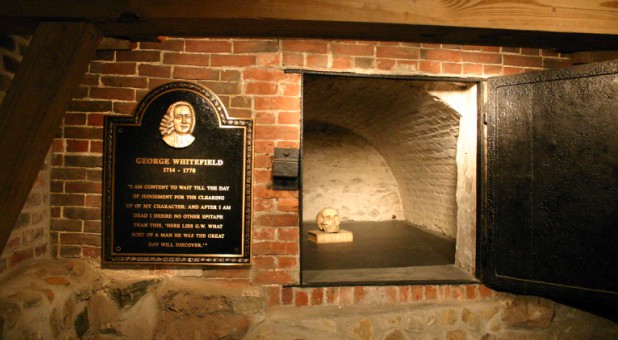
[316,208,341,233]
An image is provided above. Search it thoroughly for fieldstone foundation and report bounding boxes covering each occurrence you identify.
[1,259,617,339]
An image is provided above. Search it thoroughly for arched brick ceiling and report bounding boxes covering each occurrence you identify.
[302,74,468,236]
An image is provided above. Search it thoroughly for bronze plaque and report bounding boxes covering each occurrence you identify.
[103,82,252,265]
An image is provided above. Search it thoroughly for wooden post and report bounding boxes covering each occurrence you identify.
[0,22,101,255]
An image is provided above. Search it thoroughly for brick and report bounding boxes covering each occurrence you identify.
[245,82,278,95]
[93,62,137,75]
[338,287,354,305]
[244,68,287,81]
[101,76,148,89]
[59,245,81,258]
[479,285,494,298]
[65,181,102,194]
[64,127,102,139]
[442,62,462,75]
[483,64,503,76]
[90,141,103,153]
[253,155,273,169]
[306,54,328,68]
[211,54,256,67]
[501,47,520,53]
[354,57,374,69]
[185,39,232,53]
[273,215,299,227]
[51,193,85,206]
[461,51,501,64]
[66,140,89,152]
[83,220,101,233]
[311,288,324,305]
[257,53,280,66]
[252,241,298,255]
[282,53,304,67]
[520,48,540,56]
[163,53,210,66]
[63,114,87,126]
[376,59,396,70]
[282,287,294,304]
[253,226,276,241]
[463,63,483,75]
[354,286,366,303]
[86,169,102,182]
[252,270,294,284]
[265,285,281,307]
[254,140,274,153]
[253,256,276,270]
[326,287,337,304]
[282,40,328,53]
[331,43,373,56]
[281,83,300,97]
[277,227,299,241]
[419,60,440,73]
[63,207,101,220]
[254,198,275,212]
[425,285,437,300]
[173,66,219,80]
[221,70,242,81]
[385,287,398,303]
[376,45,419,59]
[276,198,298,212]
[502,66,525,75]
[83,246,101,259]
[138,64,172,78]
[90,87,135,101]
[60,232,101,246]
[411,286,423,301]
[333,57,351,68]
[87,114,106,127]
[399,286,410,302]
[53,168,87,180]
[64,155,102,168]
[116,50,161,62]
[51,218,82,232]
[256,111,276,125]
[198,80,240,95]
[234,40,279,53]
[277,256,297,269]
[465,284,477,299]
[255,125,299,141]
[421,49,461,62]
[503,55,543,68]
[295,290,309,307]
[85,194,101,207]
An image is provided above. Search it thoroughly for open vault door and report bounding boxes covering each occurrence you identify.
[481,61,618,309]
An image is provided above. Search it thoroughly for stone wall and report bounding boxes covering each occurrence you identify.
[303,124,404,222]
[0,35,50,274]
[1,259,617,339]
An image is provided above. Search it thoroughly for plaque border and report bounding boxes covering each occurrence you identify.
[102,81,253,266]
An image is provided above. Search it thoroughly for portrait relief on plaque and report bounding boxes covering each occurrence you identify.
[159,101,196,148]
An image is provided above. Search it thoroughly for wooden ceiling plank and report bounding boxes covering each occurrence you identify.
[0,1,617,51]
[0,22,101,254]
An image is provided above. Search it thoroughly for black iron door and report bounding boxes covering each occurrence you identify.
[481,61,618,308]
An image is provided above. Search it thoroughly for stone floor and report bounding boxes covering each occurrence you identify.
[301,221,475,285]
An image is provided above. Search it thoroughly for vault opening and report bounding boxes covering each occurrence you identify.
[300,73,478,285]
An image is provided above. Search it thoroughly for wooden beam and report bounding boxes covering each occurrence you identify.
[0,22,101,255]
[0,1,617,51]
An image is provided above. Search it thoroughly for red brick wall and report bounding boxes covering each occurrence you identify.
[0,35,51,274]
[50,38,570,301]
